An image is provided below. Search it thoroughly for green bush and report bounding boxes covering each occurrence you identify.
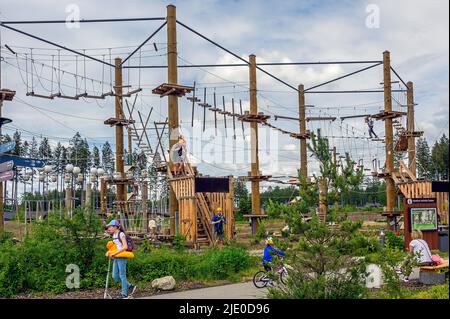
[385,231,404,251]
[0,212,255,297]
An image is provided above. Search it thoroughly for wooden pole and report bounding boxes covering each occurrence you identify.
[406,81,416,177]
[114,57,125,206]
[100,178,107,214]
[299,84,308,181]
[318,177,327,223]
[142,181,148,233]
[249,54,261,230]
[167,4,179,236]
[333,146,337,168]
[383,51,396,214]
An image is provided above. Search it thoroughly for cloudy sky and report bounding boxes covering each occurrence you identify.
[0,0,448,182]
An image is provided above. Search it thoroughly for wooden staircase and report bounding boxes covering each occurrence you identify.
[167,162,215,246]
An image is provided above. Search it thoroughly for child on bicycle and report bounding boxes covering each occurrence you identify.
[262,237,286,271]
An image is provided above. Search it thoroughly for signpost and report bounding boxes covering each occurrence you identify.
[0,154,45,168]
[404,198,439,250]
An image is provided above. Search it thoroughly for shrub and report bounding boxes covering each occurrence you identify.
[385,231,404,251]
[268,218,368,299]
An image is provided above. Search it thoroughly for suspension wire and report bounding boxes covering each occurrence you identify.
[83,49,87,94]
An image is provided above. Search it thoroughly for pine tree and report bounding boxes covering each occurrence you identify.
[101,141,114,174]
[12,130,22,156]
[53,142,64,173]
[38,137,52,159]
[431,134,449,180]
[416,137,432,179]
[29,137,38,158]
[92,146,101,168]
[22,140,29,157]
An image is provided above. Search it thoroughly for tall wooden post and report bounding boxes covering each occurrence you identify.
[249,54,261,229]
[114,58,125,206]
[406,81,416,177]
[383,51,396,214]
[167,4,179,235]
[332,146,337,168]
[100,178,107,214]
[298,84,308,181]
[142,181,148,233]
[318,177,327,223]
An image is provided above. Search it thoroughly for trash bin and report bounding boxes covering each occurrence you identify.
[438,226,449,252]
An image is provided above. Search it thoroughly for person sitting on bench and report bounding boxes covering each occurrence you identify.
[409,230,433,266]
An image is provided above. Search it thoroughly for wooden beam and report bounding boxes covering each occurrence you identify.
[299,84,308,180]
[249,54,261,232]
[383,51,396,217]
[167,4,179,236]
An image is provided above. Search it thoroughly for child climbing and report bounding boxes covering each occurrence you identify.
[211,207,226,246]
[105,219,137,299]
[365,116,378,139]
[171,135,187,177]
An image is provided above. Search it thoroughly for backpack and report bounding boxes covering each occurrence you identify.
[120,232,135,252]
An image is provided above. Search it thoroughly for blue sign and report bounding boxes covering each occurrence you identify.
[0,154,45,168]
[0,141,15,154]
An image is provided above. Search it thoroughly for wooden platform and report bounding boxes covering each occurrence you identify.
[0,89,16,101]
[152,83,194,97]
[238,111,270,123]
[372,111,406,120]
[104,118,135,126]
[372,170,391,178]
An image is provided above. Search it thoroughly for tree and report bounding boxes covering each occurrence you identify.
[416,137,432,179]
[22,140,29,157]
[308,129,364,208]
[29,137,38,158]
[12,130,22,156]
[268,217,370,299]
[53,142,64,174]
[431,134,449,180]
[234,180,251,220]
[68,133,91,173]
[38,137,52,159]
[101,141,114,174]
[92,146,101,168]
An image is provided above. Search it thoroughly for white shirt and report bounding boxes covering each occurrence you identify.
[410,239,433,264]
[113,232,126,250]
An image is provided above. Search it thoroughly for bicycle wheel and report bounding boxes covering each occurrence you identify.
[253,271,269,289]
[279,269,288,285]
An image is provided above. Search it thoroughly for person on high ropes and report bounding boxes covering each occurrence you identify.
[171,135,187,177]
[365,116,378,139]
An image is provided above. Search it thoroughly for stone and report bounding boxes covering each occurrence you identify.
[366,263,382,289]
[152,276,176,291]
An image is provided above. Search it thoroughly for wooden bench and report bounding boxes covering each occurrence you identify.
[420,260,449,272]
[419,260,448,285]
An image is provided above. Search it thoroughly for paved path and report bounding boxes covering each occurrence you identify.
[141,282,267,299]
